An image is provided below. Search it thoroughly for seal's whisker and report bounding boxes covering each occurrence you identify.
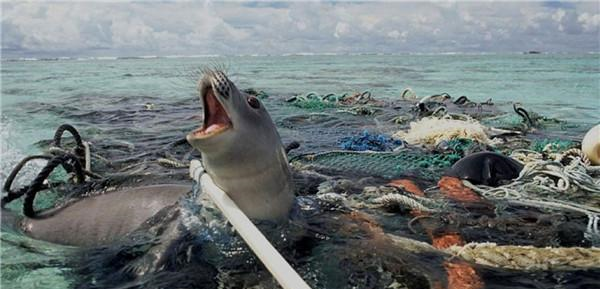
[161,64,205,91]
[165,68,195,90]
[164,61,238,93]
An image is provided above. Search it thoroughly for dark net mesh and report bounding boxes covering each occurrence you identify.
[291,149,462,180]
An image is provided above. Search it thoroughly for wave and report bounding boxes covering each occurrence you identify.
[164,54,221,58]
[0,119,47,191]
[95,56,119,60]
[2,51,597,63]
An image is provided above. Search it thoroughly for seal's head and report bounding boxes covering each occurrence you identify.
[187,69,294,221]
[187,69,278,154]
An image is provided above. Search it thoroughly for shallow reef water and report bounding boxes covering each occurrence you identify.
[1,55,599,289]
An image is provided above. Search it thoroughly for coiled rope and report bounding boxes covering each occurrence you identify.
[462,149,600,240]
[2,153,85,217]
[1,124,95,216]
[2,155,53,205]
[22,154,85,217]
[446,242,600,271]
[373,193,437,212]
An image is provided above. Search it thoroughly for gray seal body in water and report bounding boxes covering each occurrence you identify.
[186,69,294,221]
[2,184,191,247]
[447,151,523,187]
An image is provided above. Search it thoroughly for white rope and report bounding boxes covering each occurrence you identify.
[471,159,600,197]
[446,242,600,271]
[373,193,437,212]
[189,160,311,289]
[83,141,91,173]
[462,156,600,240]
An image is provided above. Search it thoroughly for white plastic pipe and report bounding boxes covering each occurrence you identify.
[189,160,312,289]
[83,141,91,181]
[83,141,91,172]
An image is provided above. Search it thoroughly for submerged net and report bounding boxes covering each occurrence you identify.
[4,82,599,288]
[529,138,577,153]
[291,149,462,180]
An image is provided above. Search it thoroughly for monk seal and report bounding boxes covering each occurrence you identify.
[447,151,523,187]
[186,69,294,221]
[2,184,191,247]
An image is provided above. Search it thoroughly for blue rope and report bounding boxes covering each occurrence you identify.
[338,130,404,152]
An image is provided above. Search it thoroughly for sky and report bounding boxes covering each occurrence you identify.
[1,1,599,58]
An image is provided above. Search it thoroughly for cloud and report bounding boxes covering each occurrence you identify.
[579,12,600,32]
[1,1,598,58]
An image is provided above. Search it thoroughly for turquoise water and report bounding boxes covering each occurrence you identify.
[1,54,599,288]
[2,54,598,165]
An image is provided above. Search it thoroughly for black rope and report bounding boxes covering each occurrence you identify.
[161,138,189,155]
[432,92,451,100]
[22,154,84,217]
[1,155,53,207]
[53,124,84,149]
[401,88,413,99]
[51,124,88,173]
[160,137,193,164]
[453,96,469,105]
[1,124,185,216]
[480,98,493,106]
[3,155,52,194]
[285,141,300,154]
[513,103,533,127]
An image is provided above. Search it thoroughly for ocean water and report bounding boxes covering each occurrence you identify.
[1,54,599,289]
[2,54,599,142]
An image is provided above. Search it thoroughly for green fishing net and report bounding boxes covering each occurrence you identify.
[481,113,578,131]
[289,92,364,111]
[291,149,461,180]
[441,138,476,155]
[481,114,524,129]
[293,99,337,110]
[529,138,577,153]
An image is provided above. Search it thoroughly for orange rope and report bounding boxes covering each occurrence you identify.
[432,233,465,249]
[388,179,426,197]
[437,176,483,203]
[444,261,484,289]
[391,178,484,289]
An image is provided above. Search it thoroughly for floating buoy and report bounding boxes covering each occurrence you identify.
[582,124,600,165]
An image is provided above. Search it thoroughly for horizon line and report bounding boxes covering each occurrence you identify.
[2,51,599,62]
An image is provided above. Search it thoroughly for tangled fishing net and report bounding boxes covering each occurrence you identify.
[474,149,600,198]
[462,148,600,244]
[393,116,491,146]
[291,149,462,180]
[287,91,382,111]
[338,131,403,152]
[529,138,577,153]
[480,114,526,130]
[289,93,337,110]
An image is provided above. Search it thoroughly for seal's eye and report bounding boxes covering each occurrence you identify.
[247,96,260,109]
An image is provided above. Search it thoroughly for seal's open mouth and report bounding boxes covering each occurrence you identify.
[192,86,232,138]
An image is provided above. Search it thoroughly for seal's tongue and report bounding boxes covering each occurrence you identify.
[200,87,231,135]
